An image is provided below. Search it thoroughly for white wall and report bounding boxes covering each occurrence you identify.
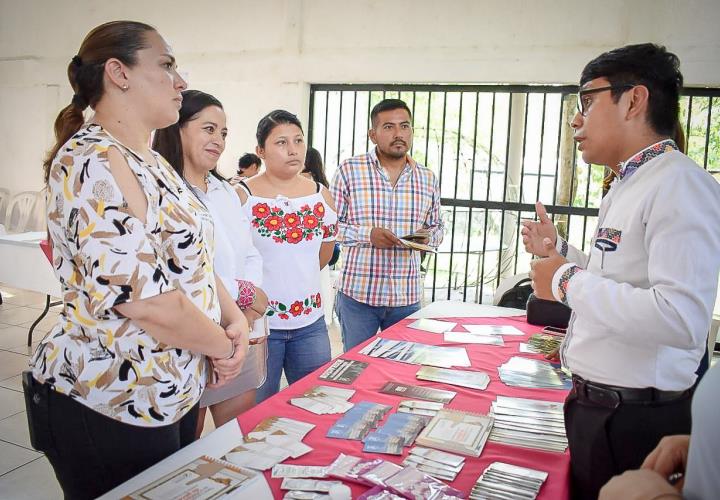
[1,0,719,194]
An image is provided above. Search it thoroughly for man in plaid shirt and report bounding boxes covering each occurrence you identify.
[331,99,444,351]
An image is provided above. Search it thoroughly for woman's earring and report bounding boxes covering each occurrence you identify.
[121,84,129,91]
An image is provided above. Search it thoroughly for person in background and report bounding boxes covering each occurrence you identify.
[230,152,262,185]
[153,90,268,435]
[524,43,720,499]
[302,147,330,187]
[331,98,444,352]
[237,110,338,403]
[27,21,247,498]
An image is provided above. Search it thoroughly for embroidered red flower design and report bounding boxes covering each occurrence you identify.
[279,313,289,320]
[252,203,270,218]
[284,213,300,228]
[285,228,303,244]
[304,308,312,315]
[264,215,283,230]
[313,202,325,218]
[315,293,322,308]
[303,214,319,229]
[300,204,311,212]
[289,300,304,317]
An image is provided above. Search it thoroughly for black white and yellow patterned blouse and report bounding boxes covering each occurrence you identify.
[31,123,220,426]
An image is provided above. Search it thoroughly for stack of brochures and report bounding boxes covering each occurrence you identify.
[359,337,471,368]
[416,366,491,390]
[224,417,315,470]
[327,401,393,440]
[471,461,548,500]
[402,446,466,482]
[520,333,564,355]
[289,385,356,414]
[497,356,572,390]
[362,412,431,455]
[489,396,568,452]
[126,455,260,499]
[397,400,445,417]
[415,408,494,457]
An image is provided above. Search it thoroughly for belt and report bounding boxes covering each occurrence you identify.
[571,375,690,409]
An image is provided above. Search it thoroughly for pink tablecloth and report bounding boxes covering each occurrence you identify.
[237,315,570,499]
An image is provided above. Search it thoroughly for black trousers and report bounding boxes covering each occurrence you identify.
[564,386,692,500]
[31,382,198,500]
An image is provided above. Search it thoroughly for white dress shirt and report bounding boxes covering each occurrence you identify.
[551,146,720,390]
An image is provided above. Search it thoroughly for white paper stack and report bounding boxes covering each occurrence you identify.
[471,461,548,499]
[224,417,315,471]
[290,386,356,415]
[402,446,466,482]
[489,396,568,453]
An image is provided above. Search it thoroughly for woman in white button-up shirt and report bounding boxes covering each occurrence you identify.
[154,90,269,434]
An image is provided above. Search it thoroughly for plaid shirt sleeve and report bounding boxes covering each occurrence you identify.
[425,173,444,247]
[331,162,373,246]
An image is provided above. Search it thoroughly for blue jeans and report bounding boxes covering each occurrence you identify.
[335,292,420,351]
[256,317,331,403]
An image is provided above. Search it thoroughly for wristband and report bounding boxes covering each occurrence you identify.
[236,279,257,309]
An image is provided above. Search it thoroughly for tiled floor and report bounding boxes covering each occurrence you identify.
[0,284,344,499]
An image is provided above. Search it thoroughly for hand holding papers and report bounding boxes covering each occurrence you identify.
[399,231,437,253]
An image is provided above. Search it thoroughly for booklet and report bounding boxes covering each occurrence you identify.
[406,318,457,334]
[379,382,457,404]
[415,408,494,457]
[416,366,491,390]
[398,238,437,253]
[443,331,505,346]
[124,455,258,500]
[318,358,368,384]
[462,324,525,336]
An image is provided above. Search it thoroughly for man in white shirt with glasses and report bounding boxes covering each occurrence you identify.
[522,43,720,499]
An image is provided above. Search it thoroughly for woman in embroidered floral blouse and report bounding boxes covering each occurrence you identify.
[154,89,270,434]
[237,110,338,402]
[26,21,248,499]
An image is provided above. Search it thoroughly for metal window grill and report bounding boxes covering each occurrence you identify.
[309,84,720,304]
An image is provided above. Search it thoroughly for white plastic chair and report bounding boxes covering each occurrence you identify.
[0,187,10,227]
[4,191,41,233]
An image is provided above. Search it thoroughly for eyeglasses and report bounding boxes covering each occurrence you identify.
[576,84,635,116]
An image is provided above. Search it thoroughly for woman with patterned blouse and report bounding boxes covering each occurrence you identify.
[237,110,338,402]
[154,90,269,434]
[25,21,249,499]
